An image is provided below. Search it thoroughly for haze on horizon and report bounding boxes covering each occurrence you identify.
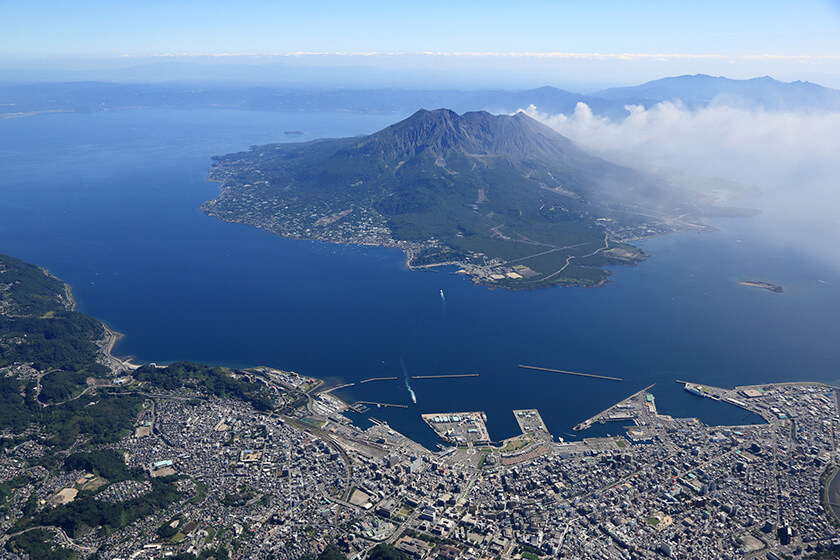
[2,0,840,272]
[2,0,840,89]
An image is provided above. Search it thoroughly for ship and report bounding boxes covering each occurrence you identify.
[684,383,722,400]
[684,384,706,397]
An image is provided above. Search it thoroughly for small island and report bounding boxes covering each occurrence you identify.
[740,280,784,293]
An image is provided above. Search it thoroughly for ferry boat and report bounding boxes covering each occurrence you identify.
[685,385,706,398]
[684,383,721,400]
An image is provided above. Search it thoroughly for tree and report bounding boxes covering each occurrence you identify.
[367,544,410,560]
[318,544,348,560]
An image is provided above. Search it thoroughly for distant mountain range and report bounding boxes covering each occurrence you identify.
[205,109,750,289]
[2,74,839,120]
[593,74,840,111]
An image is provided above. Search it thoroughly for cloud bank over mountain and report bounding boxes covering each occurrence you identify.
[523,102,840,271]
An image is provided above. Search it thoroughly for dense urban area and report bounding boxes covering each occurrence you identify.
[2,253,840,560]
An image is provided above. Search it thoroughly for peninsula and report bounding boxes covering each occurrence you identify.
[205,109,751,289]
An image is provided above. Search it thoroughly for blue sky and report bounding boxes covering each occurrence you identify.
[2,0,840,85]
[3,0,839,56]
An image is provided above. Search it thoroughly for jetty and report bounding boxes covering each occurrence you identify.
[359,377,398,384]
[518,364,622,382]
[353,401,409,409]
[411,374,479,380]
[320,383,355,394]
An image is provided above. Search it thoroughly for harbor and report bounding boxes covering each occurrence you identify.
[421,411,490,446]
[512,409,552,441]
[574,383,656,431]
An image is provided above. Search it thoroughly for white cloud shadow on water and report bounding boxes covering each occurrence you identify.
[522,102,840,274]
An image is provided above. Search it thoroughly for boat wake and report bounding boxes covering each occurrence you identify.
[400,355,417,404]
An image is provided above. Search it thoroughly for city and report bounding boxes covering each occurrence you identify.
[3,356,839,560]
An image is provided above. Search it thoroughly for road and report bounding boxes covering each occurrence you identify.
[5,525,96,554]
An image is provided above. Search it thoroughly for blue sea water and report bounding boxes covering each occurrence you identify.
[1,109,838,449]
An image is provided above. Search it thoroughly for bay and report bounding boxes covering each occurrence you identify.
[1,108,838,449]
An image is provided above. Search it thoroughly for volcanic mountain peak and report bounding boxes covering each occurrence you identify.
[355,108,577,161]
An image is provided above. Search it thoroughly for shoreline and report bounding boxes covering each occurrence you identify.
[40,265,78,312]
[100,323,141,372]
[63,282,77,312]
[218,215,632,291]
[57,273,141,373]
[200,192,644,291]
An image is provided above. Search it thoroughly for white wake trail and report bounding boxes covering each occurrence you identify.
[400,355,417,404]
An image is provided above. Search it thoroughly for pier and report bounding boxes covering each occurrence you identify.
[347,403,369,414]
[421,411,490,445]
[352,401,409,409]
[411,374,479,380]
[359,377,398,384]
[518,364,622,382]
[320,383,355,394]
[574,383,656,431]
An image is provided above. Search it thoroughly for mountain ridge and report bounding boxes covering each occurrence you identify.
[593,73,840,110]
[3,74,838,119]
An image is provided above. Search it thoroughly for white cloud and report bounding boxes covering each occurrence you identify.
[523,102,840,179]
[523,102,840,271]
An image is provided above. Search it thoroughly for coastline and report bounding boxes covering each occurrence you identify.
[203,209,632,291]
[40,265,78,312]
[100,323,140,372]
[202,178,647,291]
[63,282,77,312]
[57,271,141,373]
